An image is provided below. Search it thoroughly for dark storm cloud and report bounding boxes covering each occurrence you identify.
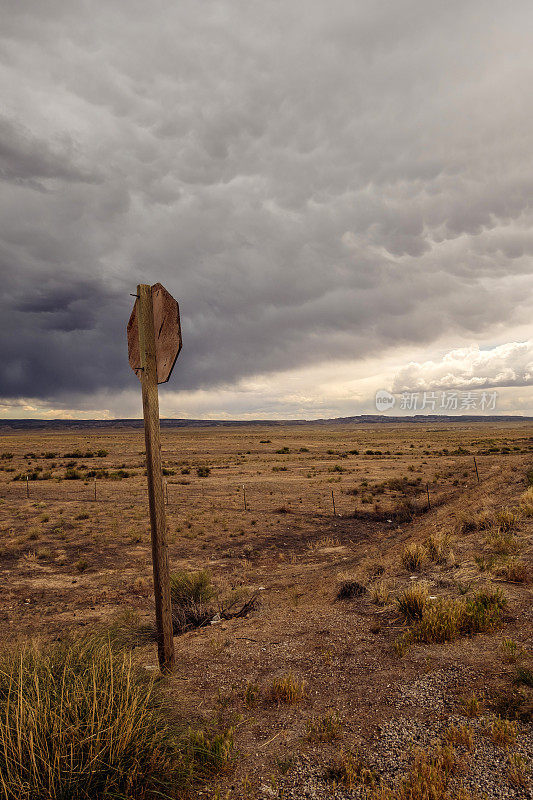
[1,0,532,405]
[0,269,130,396]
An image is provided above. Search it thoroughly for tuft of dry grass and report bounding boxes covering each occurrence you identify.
[392,499,417,523]
[306,713,342,742]
[507,752,529,787]
[396,589,506,650]
[0,632,232,799]
[519,486,533,517]
[443,723,474,750]
[371,745,462,800]
[401,543,426,571]
[514,666,533,688]
[244,682,260,708]
[180,726,234,780]
[456,508,493,534]
[396,582,429,620]
[501,560,530,583]
[371,580,393,606]
[170,569,216,633]
[487,530,519,556]
[170,569,213,605]
[485,716,517,747]
[269,672,306,704]
[425,533,450,564]
[501,638,521,663]
[325,749,376,789]
[459,692,485,717]
[494,507,519,532]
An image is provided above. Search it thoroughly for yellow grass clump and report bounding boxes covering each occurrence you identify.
[519,487,533,517]
[269,672,306,704]
[396,589,507,650]
[0,633,233,800]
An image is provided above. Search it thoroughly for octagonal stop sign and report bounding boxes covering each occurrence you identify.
[127,282,182,383]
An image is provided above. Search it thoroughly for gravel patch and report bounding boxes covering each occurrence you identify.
[276,713,533,799]
[395,665,472,711]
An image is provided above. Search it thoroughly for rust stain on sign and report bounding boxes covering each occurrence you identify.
[127,283,182,383]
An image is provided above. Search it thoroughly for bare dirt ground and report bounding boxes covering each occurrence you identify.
[0,422,532,798]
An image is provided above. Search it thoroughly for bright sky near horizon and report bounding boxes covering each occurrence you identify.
[1,1,532,419]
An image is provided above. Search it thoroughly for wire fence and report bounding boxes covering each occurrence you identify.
[3,454,484,516]
[3,477,359,517]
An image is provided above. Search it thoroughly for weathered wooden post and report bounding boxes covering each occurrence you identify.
[94,476,97,501]
[127,283,182,673]
[473,456,480,484]
[26,476,29,499]
[243,484,247,511]
[426,483,431,510]
[331,489,336,515]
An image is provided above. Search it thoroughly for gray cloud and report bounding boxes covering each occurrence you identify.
[1,0,533,411]
[0,117,96,187]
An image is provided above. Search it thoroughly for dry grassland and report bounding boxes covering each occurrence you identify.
[0,421,532,798]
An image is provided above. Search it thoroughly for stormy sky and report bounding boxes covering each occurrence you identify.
[1,0,532,419]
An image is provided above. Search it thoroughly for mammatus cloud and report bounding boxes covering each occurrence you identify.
[1,1,533,416]
[392,342,533,393]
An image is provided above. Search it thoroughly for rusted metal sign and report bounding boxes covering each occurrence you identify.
[127,282,182,384]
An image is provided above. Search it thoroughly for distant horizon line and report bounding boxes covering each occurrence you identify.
[1,413,532,429]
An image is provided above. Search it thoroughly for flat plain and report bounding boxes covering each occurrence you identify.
[0,421,532,799]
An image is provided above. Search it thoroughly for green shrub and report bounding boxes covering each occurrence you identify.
[170,570,213,606]
[109,469,131,479]
[196,466,210,478]
[169,570,215,634]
